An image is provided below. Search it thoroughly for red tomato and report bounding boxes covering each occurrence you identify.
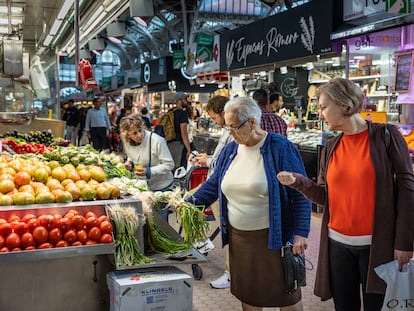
[21,232,35,248]
[67,209,80,216]
[48,228,63,245]
[6,233,20,249]
[84,211,97,219]
[0,235,4,248]
[88,227,101,241]
[85,239,97,245]
[64,229,77,244]
[7,215,20,223]
[21,214,36,223]
[97,215,109,225]
[58,218,71,232]
[27,218,39,232]
[86,216,99,229]
[38,242,53,249]
[12,221,28,235]
[38,215,55,231]
[55,240,69,247]
[0,223,12,236]
[11,247,22,252]
[0,219,6,224]
[24,245,36,250]
[99,233,113,243]
[0,246,9,252]
[99,221,113,234]
[71,241,82,246]
[63,212,75,220]
[53,214,62,227]
[32,226,48,245]
[71,215,86,231]
[76,230,88,244]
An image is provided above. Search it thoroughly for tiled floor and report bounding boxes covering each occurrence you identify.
[171,213,335,311]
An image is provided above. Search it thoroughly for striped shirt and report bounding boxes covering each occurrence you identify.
[260,109,287,136]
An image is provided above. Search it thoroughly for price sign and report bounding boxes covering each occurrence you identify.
[395,51,413,92]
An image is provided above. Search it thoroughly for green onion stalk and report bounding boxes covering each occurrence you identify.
[106,203,151,267]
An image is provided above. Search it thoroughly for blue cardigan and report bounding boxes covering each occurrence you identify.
[189,133,312,250]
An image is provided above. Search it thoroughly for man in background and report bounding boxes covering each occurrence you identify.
[84,97,112,151]
[62,99,80,145]
[253,89,287,136]
[269,92,288,117]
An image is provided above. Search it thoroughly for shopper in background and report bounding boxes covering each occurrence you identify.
[168,92,191,169]
[194,95,233,289]
[62,99,80,145]
[115,108,127,152]
[141,107,152,130]
[84,97,112,151]
[253,89,287,136]
[120,114,175,220]
[269,92,288,117]
[189,96,311,311]
[184,104,197,151]
[277,77,414,311]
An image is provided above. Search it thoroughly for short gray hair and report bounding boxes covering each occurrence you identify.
[224,96,262,123]
[316,78,363,116]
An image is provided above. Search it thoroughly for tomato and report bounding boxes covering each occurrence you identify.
[27,218,39,232]
[11,247,22,252]
[48,228,62,245]
[85,216,99,229]
[76,230,88,244]
[55,240,69,247]
[88,227,101,241]
[21,232,35,248]
[71,241,82,246]
[64,229,77,244]
[63,212,75,220]
[67,209,80,216]
[84,211,97,219]
[99,233,113,244]
[24,245,36,250]
[0,235,4,248]
[53,214,62,227]
[38,215,55,231]
[71,215,86,231]
[0,219,6,224]
[7,215,20,223]
[21,214,36,223]
[6,233,20,249]
[0,246,9,252]
[0,223,12,236]
[97,215,109,225]
[38,242,53,249]
[99,221,113,234]
[85,239,97,245]
[12,221,28,235]
[58,218,71,232]
[32,226,48,245]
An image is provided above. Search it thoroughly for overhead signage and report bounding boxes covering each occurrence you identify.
[186,35,220,75]
[196,33,214,61]
[220,0,332,72]
[140,58,167,85]
[173,50,185,69]
[386,0,411,13]
[344,0,385,21]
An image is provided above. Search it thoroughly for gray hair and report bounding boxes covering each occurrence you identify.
[316,78,364,116]
[224,96,262,123]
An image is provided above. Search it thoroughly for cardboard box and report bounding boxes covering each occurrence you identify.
[107,266,193,311]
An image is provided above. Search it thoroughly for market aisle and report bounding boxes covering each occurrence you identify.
[173,214,335,311]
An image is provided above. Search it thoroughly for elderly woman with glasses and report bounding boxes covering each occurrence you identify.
[120,114,175,193]
[188,97,312,311]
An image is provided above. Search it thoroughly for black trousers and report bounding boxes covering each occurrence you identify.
[329,239,384,311]
[90,127,108,151]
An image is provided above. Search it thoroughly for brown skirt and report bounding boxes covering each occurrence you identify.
[229,226,301,307]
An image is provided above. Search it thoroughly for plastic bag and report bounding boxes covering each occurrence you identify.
[374,259,414,310]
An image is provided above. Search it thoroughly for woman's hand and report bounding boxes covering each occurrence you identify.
[124,161,133,171]
[194,153,208,166]
[292,235,307,255]
[277,171,296,185]
[395,249,413,271]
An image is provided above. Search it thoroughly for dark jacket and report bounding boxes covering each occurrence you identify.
[291,122,414,300]
[189,133,312,250]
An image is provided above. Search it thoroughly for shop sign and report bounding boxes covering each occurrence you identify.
[386,0,411,13]
[173,50,185,69]
[140,58,167,85]
[186,35,220,75]
[1,40,23,76]
[344,0,385,21]
[220,0,332,72]
[196,33,214,61]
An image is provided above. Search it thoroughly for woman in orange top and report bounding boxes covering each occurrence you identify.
[277,78,414,311]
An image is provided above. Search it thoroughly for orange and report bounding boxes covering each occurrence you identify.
[0,179,15,194]
[14,171,32,187]
[78,169,91,182]
[89,166,106,182]
[51,167,67,182]
[66,170,81,182]
[96,186,110,200]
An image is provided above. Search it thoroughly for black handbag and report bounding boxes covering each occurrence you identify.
[281,244,306,294]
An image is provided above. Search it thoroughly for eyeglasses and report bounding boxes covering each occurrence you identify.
[224,119,249,131]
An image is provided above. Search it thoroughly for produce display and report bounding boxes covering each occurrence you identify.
[1,130,55,146]
[0,209,113,252]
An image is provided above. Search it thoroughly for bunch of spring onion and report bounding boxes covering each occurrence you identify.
[145,209,189,254]
[106,203,151,267]
[169,188,210,246]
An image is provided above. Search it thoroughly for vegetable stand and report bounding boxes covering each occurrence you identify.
[0,199,134,311]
